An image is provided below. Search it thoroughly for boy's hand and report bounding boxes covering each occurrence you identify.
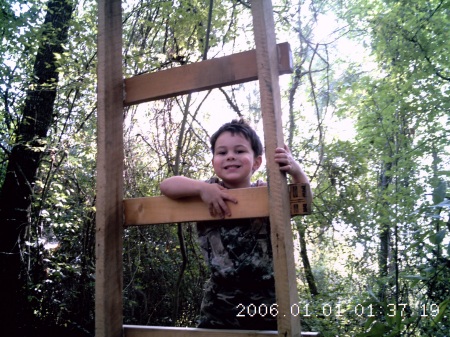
[275,145,307,183]
[200,183,238,219]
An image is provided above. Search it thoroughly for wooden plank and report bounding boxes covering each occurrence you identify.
[123,326,320,337]
[124,184,312,226]
[124,326,277,337]
[123,42,292,106]
[124,186,270,226]
[251,1,301,337]
[96,0,123,336]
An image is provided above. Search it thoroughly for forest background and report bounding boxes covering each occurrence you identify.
[0,0,449,336]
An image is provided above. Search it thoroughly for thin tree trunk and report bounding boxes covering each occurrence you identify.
[377,161,393,301]
[0,0,74,334]
[172,94,192,325]
[287,31,319,298]
[298,224,319,296]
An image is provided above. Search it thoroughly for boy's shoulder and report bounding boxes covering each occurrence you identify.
[205,176,266,188]
[205,176,222,185]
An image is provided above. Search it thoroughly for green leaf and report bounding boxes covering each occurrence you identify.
[432,180,447,204]
[400,274,427,281]
[430,298,450,327]
[429,229,447,245]
[366,321,390,336]
[363,316,377,329]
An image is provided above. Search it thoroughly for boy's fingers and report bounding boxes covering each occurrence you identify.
[220,194,238,217]
[213,200,227,218]
[221,200,232,217]
[209,204,216,217]
[206,189,238,218]
[210,202,223,218]
[223,193,238,204]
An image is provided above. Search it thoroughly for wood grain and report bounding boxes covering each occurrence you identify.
[124,184,311,226]
[96,0,124,336]
[124,43,292,106]
[124,187,269,226]
[251,1,302,336]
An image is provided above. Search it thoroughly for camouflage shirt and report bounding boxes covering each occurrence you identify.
[196,177,277,330]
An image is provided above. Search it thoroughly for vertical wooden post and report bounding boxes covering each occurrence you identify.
[96,0,124,336]
[251,1,301,336]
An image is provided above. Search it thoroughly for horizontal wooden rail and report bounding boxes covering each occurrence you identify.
[124,186,269,226]
[123,325,320,337]
[123,184,311,226]
[123,42,292,105]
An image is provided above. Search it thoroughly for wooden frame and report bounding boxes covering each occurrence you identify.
[96,0,317,336]
[96,0,123,336]
[250,1,301,335]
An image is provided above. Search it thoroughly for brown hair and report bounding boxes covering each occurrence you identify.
[210,119,263,157]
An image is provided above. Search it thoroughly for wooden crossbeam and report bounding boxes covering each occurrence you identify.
[124,186,268,226]
[123,326,320,337]
[123,42,292,106]
[123,184,311,226]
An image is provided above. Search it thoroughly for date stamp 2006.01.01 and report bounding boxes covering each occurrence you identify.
[236,303,441,320]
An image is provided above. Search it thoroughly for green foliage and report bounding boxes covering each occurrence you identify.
[123,224,206,326]
[122,0,243,75]
[280,0,450,336]
[122,96,214,326]
[2,0,450,335]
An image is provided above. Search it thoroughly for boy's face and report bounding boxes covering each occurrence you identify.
[212,131,262,189]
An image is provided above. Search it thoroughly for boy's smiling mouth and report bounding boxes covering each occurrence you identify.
[224,164,241,170]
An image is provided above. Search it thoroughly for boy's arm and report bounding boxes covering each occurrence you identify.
[160,176,206,199]
[160,176,237,218]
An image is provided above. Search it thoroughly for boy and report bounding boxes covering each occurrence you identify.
[160,119,309,329]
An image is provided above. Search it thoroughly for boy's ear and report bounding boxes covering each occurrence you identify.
[252,155,263,172]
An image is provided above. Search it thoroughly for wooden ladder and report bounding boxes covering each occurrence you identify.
[96,0,318,336]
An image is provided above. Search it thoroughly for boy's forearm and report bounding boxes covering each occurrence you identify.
[290,162,310,184]
[160,176,204,199]
[289,166,313,203]
[292,170,309,184]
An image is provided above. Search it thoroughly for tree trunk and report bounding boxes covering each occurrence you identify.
[0,0,74,334]
[298,223,319,296]
[377,161,393,301]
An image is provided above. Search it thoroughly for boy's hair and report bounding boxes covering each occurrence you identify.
[210,119,263,157]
